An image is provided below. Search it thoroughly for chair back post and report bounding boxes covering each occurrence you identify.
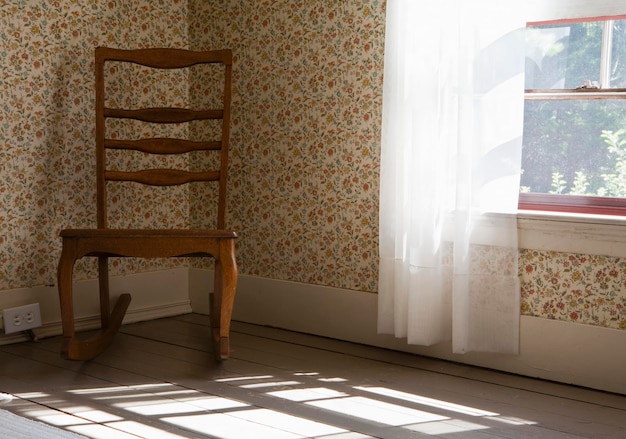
[217,54,233,230]
[95,48,108,229]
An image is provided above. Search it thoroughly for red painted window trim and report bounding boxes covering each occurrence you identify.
[520,15,626,217]
[527,15,626,27]
[519,194,626,216]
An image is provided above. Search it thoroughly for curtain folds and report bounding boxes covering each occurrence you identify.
[378,0,527,354]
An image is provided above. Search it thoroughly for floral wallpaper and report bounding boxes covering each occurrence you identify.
[189,1,386,292]
[2,0,626,333]
[520,249,626,330]
[0,0,190,286]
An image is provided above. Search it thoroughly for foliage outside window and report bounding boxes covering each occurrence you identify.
[520,17,626,215]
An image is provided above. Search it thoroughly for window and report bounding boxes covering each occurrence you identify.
[520,16,626,215]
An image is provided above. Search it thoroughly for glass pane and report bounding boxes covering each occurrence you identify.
[610,20,626,88]
[521,99,626,196]
[525,22,602,89]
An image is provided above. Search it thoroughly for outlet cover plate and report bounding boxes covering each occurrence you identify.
[3,303,42,334]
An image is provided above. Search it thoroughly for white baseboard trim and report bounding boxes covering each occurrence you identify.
[189,269,626,395]
[0,268,192,344]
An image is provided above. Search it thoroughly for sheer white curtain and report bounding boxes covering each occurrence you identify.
[378,0,527,354]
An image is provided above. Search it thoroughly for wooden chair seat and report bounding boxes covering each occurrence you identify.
[57,47,237,361]
[60,229,237,256]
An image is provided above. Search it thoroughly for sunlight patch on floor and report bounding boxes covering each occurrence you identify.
[239,380,302,389]
[215,375,274,382]
[36,412,94,427]
[406,418,491,434]
[318,377,348,383]
[268,387,349,402]
[490,415,537,425]
[306,396,449,426]
[91,389,199,401]
[68,422,149,439]
[165,410,348,439]
[263,373,541,436]
[115,396,245,416]
[10,368,540,439]
[68,383,173,395]
[354,386,499,416]
[105,421,192,439]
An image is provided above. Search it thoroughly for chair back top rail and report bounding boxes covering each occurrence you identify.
[95,47,232,69]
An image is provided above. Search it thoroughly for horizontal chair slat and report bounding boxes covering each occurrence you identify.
[104,108,223,123]
[105,138,222,154]
[105,169,220,186]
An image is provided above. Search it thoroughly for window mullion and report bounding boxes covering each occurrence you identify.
[600,19,613,88]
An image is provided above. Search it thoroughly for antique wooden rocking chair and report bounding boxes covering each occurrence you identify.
[57,47,237,361]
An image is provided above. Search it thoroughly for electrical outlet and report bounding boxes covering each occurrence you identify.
[2,303,42,334]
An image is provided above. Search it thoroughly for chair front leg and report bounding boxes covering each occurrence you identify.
[57,240,131,361]
[57,239,78,358]
[212,239,238,360]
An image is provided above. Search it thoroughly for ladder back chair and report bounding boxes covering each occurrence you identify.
[57,47,237,361]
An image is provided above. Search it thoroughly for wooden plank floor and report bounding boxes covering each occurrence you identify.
[1,314,626,438]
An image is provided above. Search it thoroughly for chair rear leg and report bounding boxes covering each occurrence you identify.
[98,257,110,328]
[210,263,222,358]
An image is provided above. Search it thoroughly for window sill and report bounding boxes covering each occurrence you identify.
[517,209,626,256]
